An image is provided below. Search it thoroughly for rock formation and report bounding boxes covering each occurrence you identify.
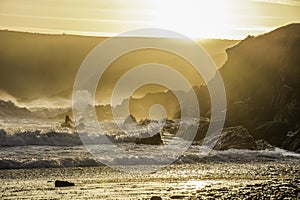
[135,133,163,145]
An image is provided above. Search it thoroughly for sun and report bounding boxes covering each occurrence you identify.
[148,0,234,38]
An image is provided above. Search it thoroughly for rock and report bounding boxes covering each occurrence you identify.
[162,124,178,135]
[166,119,175,124]
[138,119,151,125]
[138,119,158,126]
[54,180,75,187]
[61,115,74,128]
[255,139,274,150]
[162,120,179,135]
[252,121,289,146]
[124,114,137,124]
[213,126,258,150]
[150,196,162,200]
[212,24,300,149]
[170,195,186,199]
[282,128,300,153]
[194,122,210,141]
[135,133,163,145]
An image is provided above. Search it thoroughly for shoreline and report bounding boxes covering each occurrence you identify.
[1,162,299,199]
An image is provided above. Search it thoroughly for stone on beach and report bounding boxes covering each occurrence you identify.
[54,180,75,187]
[150,196,162,200]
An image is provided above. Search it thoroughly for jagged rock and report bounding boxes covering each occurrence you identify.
[252,121,289,146]
[123,114,137,124]
[194,122,210,141]
[138,119,151,125]
[283,128,300,153]
[54,180,75,187]
[138,119,158,126]
[213,126,258,150]
[255,139,275,150]
[135,133,163,145]
[61,115,74,128]
[209,23,300,151]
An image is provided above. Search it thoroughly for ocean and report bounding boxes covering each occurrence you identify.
[0,101,299,199]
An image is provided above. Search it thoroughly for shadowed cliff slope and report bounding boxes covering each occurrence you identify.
[211,23,300,150]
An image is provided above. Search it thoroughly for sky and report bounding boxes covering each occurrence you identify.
[0,0,299,39]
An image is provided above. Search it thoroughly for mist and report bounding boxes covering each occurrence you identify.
[0,30,238,108]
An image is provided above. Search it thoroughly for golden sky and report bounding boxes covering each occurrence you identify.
[0,0,299,39]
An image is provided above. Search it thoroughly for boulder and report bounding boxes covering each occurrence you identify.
[54,180,75,187]
[282,128,300,153]
[213,126,258,150]
[135,133,163,145]
[252,121,289,146]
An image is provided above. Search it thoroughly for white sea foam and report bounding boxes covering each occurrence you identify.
[0,144,299,169]
[0,100,299,169]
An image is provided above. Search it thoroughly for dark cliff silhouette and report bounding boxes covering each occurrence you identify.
[197,23,300,151]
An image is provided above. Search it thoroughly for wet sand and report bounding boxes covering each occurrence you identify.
[1,162,299,199]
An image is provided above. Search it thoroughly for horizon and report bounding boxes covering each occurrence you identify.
[0,28,241,41]
[1,0,299,40]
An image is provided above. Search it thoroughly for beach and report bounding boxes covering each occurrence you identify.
[0,109,300,199]
[1,162,299,199]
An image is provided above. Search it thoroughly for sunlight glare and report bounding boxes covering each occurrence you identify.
[149,0,234,38]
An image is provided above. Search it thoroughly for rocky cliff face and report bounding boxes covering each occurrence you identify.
[215,24,300,150]
[221,24,300,128]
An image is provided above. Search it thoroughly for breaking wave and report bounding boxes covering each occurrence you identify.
[0,145,299,169]
[0,157,103,169]
[0,129,141,147]
[0,100,34,118]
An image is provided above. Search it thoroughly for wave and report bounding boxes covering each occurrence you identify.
[0,100,34,118]
[0,129,82,147]
[182,148,300,163]
[0,129,140,147]
[0,146,298,169]
[0,157,103,169]
[0,99,71,120]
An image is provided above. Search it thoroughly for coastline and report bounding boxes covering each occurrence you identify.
[1,162,299,199]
